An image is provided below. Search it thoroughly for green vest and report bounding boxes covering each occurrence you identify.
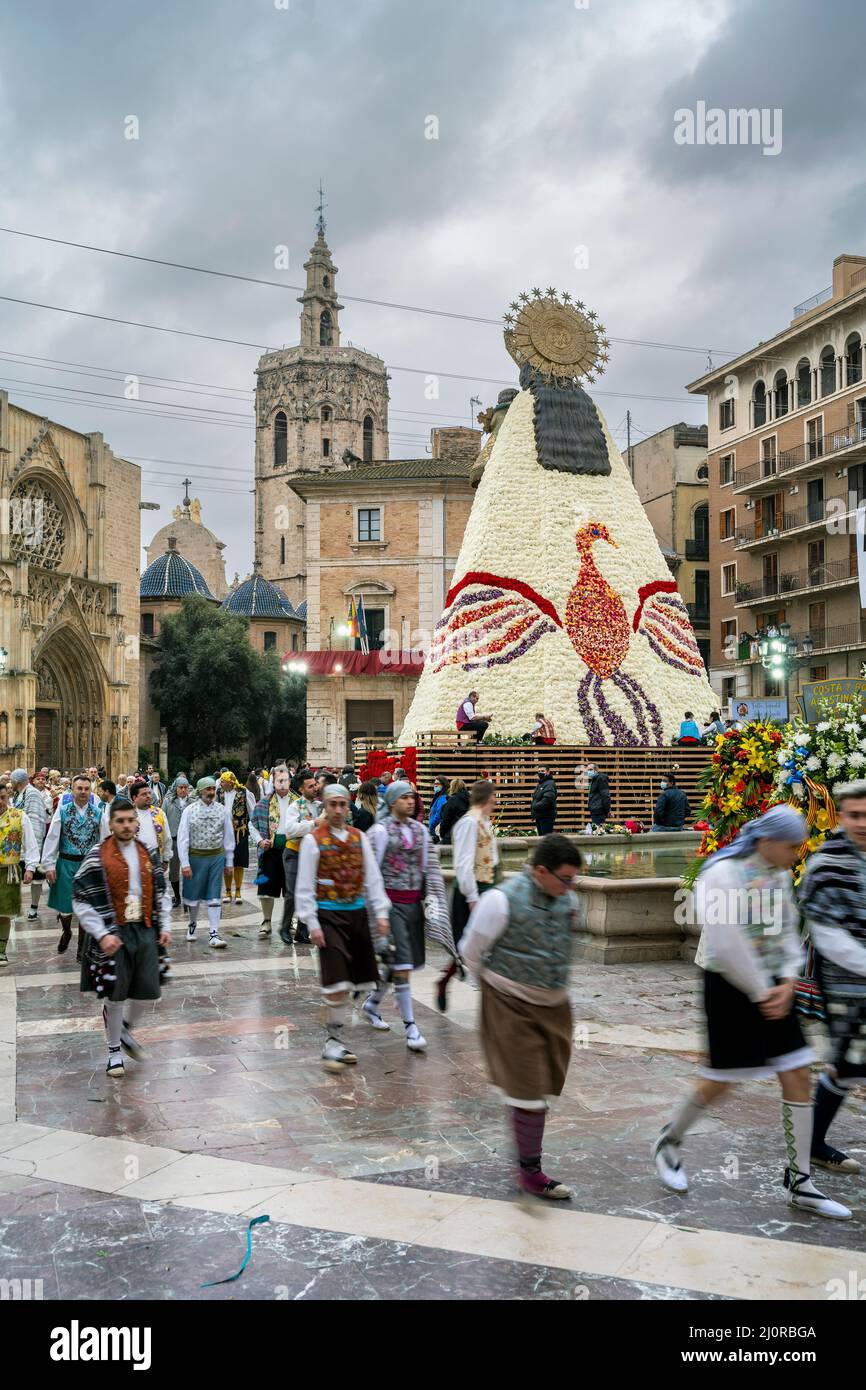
[485,869,578,991]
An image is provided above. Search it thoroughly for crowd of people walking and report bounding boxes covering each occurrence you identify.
[0,745,863,1219]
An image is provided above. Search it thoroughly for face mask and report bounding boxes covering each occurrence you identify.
[660,781,668,790]
[587,770,596,780]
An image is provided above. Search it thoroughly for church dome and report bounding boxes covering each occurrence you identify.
[221,574,297,619]
[141,549,215,600]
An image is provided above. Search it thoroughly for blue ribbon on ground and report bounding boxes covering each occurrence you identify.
[201,1214,270,1287]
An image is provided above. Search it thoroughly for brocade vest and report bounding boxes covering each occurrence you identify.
[381,816,425,900]
[186,800,226,852]
[485,869,578,992]
[314,824,365,909]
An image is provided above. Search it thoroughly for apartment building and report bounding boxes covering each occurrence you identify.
[630,422,710,671]
[688,253,866,713]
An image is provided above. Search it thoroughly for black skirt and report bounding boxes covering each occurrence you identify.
[450,879,495,945]
[703,969,808,1074]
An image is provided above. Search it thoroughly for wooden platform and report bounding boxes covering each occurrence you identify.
[353,739,712,833]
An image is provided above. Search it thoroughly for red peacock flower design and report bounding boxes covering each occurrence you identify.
[428,520,705,746]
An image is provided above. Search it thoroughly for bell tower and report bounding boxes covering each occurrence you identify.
[253,191,390,607]
[298,185,344,350]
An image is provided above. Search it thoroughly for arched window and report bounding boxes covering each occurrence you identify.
[697,464,708,480]
[363,414,374,462]
[274,411,288,468]
[321,406,332,423]
[753,380,767,426]
[773,369,788,419]
[323,274,330,289]
[846,332,862,385]
[319,310,332,346]
[796,357,812,408]
[693,503,709,545]
[820,345,836,397]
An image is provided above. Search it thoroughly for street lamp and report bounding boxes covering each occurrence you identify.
[758,624,814,717]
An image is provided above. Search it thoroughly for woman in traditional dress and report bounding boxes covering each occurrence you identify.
[653,804,851,1221]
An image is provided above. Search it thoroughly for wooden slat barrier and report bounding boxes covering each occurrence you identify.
[352,739,713,833]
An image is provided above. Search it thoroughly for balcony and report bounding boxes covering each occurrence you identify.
[686,602,710,627]
[738,621,866,661]
[733,420,866,492]
[734,493,847,548]
[685,538,709,561]
[733,558,858,606]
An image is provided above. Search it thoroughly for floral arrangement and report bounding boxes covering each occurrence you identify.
[682,721,783,887]
[399,387,716,745]
[770,695,866,877]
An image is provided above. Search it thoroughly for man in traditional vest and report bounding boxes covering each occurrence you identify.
[72,797,172,1077]
[43,773,106,959]
[0,778,39,966]
[461,834,585,1201]
[9,769,47,922]
[279,768,322,946]
[249,765,294,938]
[177,777,235,949]
[295,784,391,1072]
[365,780,454,1052]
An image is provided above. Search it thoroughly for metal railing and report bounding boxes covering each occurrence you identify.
[740,621,866,659]
[734,420,866,489]
[685,538,708,560]
[734,558,857,603]
[686,603,710,626]
[793,286,832,317]
[735,492,848,546]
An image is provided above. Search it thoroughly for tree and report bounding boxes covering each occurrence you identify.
[247,658,306,766]
[149,595,281,768]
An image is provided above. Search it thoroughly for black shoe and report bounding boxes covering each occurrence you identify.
[294,928,310,944]
[172,893,181,909]
[57,921,72,954]
[75,927,85,962]
[279,927,293,946]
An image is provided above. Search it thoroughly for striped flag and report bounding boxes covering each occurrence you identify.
[356,595,370,654]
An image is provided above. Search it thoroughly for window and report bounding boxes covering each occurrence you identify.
[773,370,789,418]
[807,417,823,461]
[322,438,330,458]
[807,476,824,523]
[846,332,862,385]
[321,406,332,422]
[363,414,374,462]
[810,665,828,681]
[280,535,285,566]
[263,631,276,652]
[807,539,825,585]
[719,453,734,485]
[274,411,288,468]
[820,346,836,397]
[694,503,709,546]
[758,609,785,631]
[722,563,736,596]
[721,676,736,703]
[809,600,827,646]
[322,274,330,289]
[721,619,737,660]
[753,381,767,426]
[319,310,333,346]
[697,464,709,480]
[720,507,735,540]
[361,608,385,651]
[141,612,154,637]
[796,358,812,408]
[358,507,381,542]
[761,437,777,477]
[694,570,709,615]
[719,398,735,430]
[697,639,710,670]
[762,552,778,595]
[292,633,299,651]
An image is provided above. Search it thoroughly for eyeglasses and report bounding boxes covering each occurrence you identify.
[549,869,581,887]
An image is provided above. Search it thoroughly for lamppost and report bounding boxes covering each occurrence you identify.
[758,622,814,718]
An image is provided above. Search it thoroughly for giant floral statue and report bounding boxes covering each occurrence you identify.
[400,290,716,745]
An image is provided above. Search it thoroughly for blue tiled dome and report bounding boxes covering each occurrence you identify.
[141,550,214,599]
[294,598,307,621]
[221,574,297,619]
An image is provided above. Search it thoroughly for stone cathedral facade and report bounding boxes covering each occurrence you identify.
[254,225,391,609]
[0,391,139,775]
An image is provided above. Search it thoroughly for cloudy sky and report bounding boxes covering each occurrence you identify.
[1,0,863,581]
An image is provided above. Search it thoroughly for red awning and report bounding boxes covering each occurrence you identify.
[284,650,425,677]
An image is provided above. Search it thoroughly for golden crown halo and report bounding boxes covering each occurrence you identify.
[503,289,610,384]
